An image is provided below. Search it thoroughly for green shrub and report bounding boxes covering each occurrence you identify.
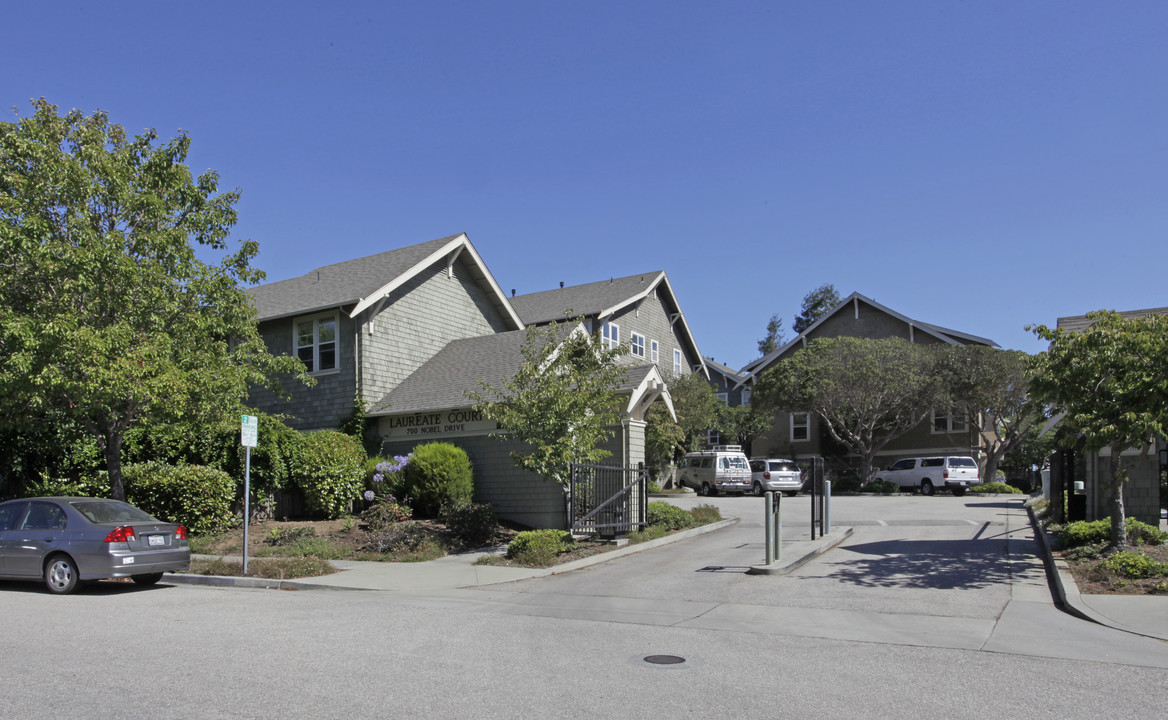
[361,521,444,560]
[439,500,498,546]
[970,481,1023,494]
[123,461,235,536]
[647,480,662,494]
[831,475,861,492]
[291,430,366,519]
[1057,518,1167,548]
[689,504,723,525]
[398,442,473,517]
[506,529,575,562]
[1099,551,1168,579]
[1128,520,1168,546]
[361,498,413,531]
[629,525,668,543]
[862,480,898,494]
[647,501,695,531]
[23,473,109,498]
[264,525,317,546]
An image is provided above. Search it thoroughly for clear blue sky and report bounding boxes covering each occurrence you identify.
[6,1,1167,370]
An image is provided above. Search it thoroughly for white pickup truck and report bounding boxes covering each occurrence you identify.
[874,456,981,496]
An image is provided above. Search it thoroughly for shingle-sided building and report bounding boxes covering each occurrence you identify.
[247,235,681,528]
[1049,307,1168,527]
[738,292,997,472]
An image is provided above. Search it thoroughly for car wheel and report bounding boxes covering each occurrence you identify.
[698,482,711,496]
[952,487,967,497]
[752,482,764,497]
[44,554,80,595]
[921,480,935,496]
[132,572,165,586]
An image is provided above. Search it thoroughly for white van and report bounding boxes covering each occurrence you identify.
[677,445,752,496]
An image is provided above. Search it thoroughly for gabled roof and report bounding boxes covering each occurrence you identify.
[248,233,523,329]
[367,325,674,420]
[1057,306,1168,333]
[511,271,707,379]
[703,357,747,383]
[739,291,998,383]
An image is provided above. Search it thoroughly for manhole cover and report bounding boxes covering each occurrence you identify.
[644,655,686,665]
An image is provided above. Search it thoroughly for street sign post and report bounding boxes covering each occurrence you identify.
[241,415,258,574]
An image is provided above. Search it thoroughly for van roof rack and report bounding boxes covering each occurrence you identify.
[712,445,742,452]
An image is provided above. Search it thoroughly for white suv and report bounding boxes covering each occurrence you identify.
[874,456,980,496]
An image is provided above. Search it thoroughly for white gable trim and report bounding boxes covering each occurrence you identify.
[349,234,524,330]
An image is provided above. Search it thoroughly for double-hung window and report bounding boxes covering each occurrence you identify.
[790,412,810,442]
[630,332,646,359]
[601,322,620,351]
[673,349,682,376]
[650,340,659,364]
[296,314,338,373]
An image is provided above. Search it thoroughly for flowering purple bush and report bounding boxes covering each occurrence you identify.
[371,454,413,486]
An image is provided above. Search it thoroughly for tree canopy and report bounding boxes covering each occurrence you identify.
[754,336,938,483]
[0,99,305,499]
[468,322,625,487]
[1029,311,1168,551]
[937,345,1043,483]
[757,313,786,357]
[792,283,841,334]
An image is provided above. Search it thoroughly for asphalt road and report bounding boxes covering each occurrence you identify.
[5,494,1167,719]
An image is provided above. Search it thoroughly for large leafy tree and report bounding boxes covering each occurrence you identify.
[755,336,938,483]
[468,322,625,487]
[716,402,773,452]
[792,283,841,334]
[938,345,1044,483]
[1029,311,1168,552]
[0,99,305,500]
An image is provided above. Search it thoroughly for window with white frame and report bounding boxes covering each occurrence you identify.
[295,314,338,373]
[650,339,659,364]
[673,349,682,375]
[716,392,728,404]
[630,332,646,359]
[741,389,752,406]
[790,412,810,442]
[932,408,969,433]
[601,322,619,350]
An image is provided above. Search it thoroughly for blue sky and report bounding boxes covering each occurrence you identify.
[6,1,1167,370]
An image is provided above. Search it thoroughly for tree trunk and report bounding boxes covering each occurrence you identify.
[106,431,126,501]
[1108,443,1127,553]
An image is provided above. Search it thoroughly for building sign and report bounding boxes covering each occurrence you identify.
[379,408,498,440]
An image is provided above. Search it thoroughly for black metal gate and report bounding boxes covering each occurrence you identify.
[568,462,648,538]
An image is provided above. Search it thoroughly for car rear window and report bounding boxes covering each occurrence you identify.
[769,461,799,472]
[948,457,977,468]
[921,458,945,467]
[71,500,159,524]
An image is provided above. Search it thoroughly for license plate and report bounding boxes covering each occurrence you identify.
[148,534,165,547]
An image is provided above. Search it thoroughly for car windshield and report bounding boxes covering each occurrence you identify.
[948,457,977,468]
[770,461,798,472]
[71,500,160,524]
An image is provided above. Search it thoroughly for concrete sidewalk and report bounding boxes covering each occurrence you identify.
[1030,507,1168,642]
[166,517,852,594]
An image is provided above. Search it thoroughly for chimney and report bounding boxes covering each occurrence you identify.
[560,281,564,289]
[511,289,515,297]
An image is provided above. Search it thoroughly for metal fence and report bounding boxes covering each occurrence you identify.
[568,462,648,538]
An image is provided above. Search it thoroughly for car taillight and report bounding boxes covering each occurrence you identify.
[175,526,188,540]
[764,472,771,479]
[944,470,949,479]
[104,526,136,543]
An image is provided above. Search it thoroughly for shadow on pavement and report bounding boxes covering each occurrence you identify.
[808,537,1014,590]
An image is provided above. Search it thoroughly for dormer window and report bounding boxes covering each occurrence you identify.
[602,322,620,350]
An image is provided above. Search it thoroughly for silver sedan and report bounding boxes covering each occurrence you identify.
[0,497,190,594]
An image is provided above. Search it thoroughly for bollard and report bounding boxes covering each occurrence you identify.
[822,483,831,535]
[774,491,782,561]
[765,492,775,565]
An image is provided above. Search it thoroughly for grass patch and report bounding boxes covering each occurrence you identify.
[185,556,336,579]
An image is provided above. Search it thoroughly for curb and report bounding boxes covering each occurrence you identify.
[746,527,853,575]
[170,518,743,591]
[1026,505,1166,641]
